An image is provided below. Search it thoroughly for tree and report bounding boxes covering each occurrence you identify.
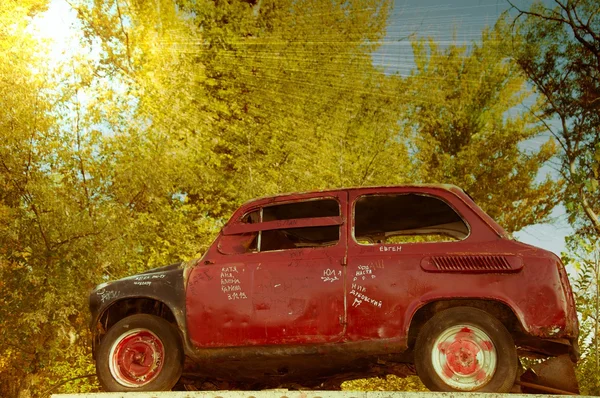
[71,0,411,211]
[0,1,60,396]
[0,2,135,396]
[508,2,600,393]
[563,237,600,395]
[508,0,600,238]
[0,78,107,398]
[401,25,559,233]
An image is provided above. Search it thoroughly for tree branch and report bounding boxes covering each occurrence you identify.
[41,374,96,398]
[115,0,133,72]
[0,157,52,252]
[74,93,93,218]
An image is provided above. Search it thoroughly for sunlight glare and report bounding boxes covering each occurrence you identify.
[30,0,81,66]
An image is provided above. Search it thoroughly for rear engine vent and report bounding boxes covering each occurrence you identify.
[420,255,523,273]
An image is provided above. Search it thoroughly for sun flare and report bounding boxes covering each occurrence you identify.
[29,0,80,65]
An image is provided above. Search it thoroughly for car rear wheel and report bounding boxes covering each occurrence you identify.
[96,314,183,392]
[414,306,517,392]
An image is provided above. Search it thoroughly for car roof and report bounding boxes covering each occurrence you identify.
[241,184,464,206]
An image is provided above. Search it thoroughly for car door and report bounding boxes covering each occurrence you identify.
[345,187,473,342]
[186,191,348,347]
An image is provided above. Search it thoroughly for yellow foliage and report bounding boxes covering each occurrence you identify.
[0,348,14,371]
[342,375,429,392]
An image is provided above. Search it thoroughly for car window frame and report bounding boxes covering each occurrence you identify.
[218,196,344,255]
[351,192,472,247]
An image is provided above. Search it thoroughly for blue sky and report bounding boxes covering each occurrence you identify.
[375,0,512,73]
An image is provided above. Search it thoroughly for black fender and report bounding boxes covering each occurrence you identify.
[89,262,188,354]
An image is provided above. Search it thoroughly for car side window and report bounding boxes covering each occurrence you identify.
[353,193,469,244]
[218,198,341,254]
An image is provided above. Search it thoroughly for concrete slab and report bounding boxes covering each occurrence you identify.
[51,392,583,398]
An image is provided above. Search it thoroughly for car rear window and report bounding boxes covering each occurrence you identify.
[354,193,469,244]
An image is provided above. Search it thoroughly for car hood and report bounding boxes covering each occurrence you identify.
[138,261,185,275]
[92,262,185,292]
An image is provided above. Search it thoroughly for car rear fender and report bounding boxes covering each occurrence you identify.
[406,298,525,348]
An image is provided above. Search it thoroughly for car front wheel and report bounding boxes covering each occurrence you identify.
[96,314,183,392]
[414,306,518,392]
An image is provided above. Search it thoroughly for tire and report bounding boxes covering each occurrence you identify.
[96,314,184,392]
[414,306,518,392]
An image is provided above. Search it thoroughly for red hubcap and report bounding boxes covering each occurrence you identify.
[109,329,164,387]
[432,325,497,390]
[444,339,480,375]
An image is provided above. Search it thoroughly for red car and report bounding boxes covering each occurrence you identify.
[89,185,579,393]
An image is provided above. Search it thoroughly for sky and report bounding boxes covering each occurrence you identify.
[375,0,514,73]
[31,0,572,257]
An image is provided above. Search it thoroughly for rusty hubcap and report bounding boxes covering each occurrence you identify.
[431,325,497,390]
[108,328,164,387]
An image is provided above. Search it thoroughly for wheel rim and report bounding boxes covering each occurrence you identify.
[431,324,497,391]
[109,328,165,387]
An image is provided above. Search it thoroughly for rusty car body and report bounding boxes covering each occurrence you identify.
[89,184,579,393]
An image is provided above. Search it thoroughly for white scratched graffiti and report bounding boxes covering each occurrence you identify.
[134,274,166,281]
[321,268,341,283]
[350,284,382,308]
[97,290,121,303]
[353,265,376,282]
[352,284,366,293]
[366,259,385,269]
[221,266,247,300]
[134,281,152,286]
[220,266,239,279]
[227,292,248,300]
[352,297,363,307]
[350,264,383,308]
[379,245,402,252]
